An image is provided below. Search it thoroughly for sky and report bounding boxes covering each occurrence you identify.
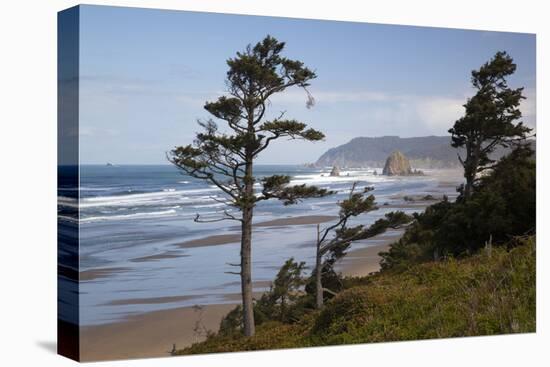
[77,5,536,164]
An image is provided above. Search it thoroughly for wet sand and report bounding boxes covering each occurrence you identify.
[254,215,337,227]
[103,280,273,307]
[80,267,130,281]
[177,215,338,249]
[80,303,236,361]
[177,233,241,248]
[130,251,188,263]
[102,294,206,306]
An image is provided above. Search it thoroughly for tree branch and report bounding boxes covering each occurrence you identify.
[322,288,338,297]
[224,271,241,275]
[194,210,242,223]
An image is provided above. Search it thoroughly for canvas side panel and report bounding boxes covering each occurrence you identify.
[57,5,80,362]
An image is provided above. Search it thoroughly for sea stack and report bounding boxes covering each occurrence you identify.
[330,165,341,177]
[382,151,413,176]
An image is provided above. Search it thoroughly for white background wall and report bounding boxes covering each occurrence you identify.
[0,0,547,366]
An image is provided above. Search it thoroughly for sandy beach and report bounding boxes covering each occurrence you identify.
[336,230,405,277]
[80,303,237,361]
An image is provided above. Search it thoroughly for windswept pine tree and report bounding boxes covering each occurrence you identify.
[312,183,412,308]
[449,51,532,200]
[169,36,331,336]
[313,183,376,309]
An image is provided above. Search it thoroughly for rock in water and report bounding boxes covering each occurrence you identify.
[330,165,341,177]
[382,151,413,176]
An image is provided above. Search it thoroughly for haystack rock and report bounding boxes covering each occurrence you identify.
[382,151,413,176]
[330,165,341,177]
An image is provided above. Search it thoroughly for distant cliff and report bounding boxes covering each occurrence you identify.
[315,136,535,169]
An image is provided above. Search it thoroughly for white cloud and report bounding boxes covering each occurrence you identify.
[520,87,536,129]
[414,97,465,131]
[174,86,532,136]
[311,89,465,135]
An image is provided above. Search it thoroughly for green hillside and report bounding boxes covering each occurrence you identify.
[178,236,535,354]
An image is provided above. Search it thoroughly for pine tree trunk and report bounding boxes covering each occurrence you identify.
[280,295,286,321]
[464,172,474,200]
[315,225,323,309]
[241,154,255,337]
[240,205,255,337]
[315,254,323,309]
[463,143,481,201]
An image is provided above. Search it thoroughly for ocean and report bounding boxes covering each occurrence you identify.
[58,164,461,325]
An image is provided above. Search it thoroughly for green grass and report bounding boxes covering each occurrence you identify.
[177,236,535,355]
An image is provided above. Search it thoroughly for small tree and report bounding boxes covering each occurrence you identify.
[313,183,377,309]
[220,257,307,333]
[269,258,306,321]
[449,51,531,200]
[169,36,331,336]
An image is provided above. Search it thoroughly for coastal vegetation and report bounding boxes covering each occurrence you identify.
[177,235,535,354]
[176,147,535,353]
[380,144,535,271]
[172,44,535,353]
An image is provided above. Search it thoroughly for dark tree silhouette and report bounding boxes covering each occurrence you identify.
[169,36,331,336]
[449,51,532,200]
